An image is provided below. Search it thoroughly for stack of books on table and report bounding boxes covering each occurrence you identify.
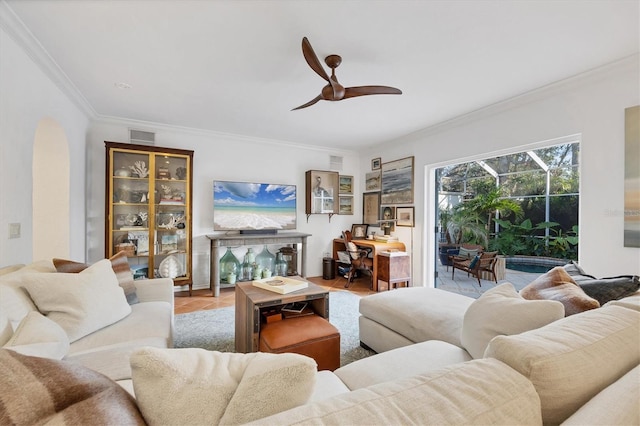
[375,235,399,242]
[252,276,308,294]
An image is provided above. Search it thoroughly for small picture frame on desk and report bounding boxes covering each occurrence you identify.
[351,224,368,239]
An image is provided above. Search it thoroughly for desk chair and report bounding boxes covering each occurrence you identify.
[342,230,373,289]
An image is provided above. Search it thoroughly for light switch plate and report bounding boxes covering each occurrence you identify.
[9,223,20,239]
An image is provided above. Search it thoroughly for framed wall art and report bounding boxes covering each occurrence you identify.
[381,156,414,204]
[365,171,381,192]
[362,192,380,225]
[338,196,354,215]
[371,157,381,170]
[396,207,415,227]
[380,206,396,234]
[339,175,354,194]
[625,105,639,247]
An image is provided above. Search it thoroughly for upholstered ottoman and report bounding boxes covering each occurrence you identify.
[259,315,341,371]
[359,287,475,353]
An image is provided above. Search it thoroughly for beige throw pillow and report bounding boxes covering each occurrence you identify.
[21,259,131,342]
[131,347,317,425]
[53,251,138,304]
[461,283,564,359]
[3,311,69,359]
[520,266,600,315]
[485,305,640,425]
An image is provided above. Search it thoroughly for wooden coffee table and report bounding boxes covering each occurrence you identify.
[234,278,329,353]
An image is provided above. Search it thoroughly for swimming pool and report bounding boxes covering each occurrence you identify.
[505,256,566,274]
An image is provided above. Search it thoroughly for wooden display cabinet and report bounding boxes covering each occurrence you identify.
[105,141,193,295]
[305,170,339,220]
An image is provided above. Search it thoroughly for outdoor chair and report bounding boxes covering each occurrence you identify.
[451,250,499,286]
[445,244,484,271]
[342,230,373,289]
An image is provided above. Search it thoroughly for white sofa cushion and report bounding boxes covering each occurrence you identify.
[21,259,131,342]
[249,358,542,425]
[461,282,565,359]
[68,300,172,355]
[3,311,69,359]
[130,347,317,426]
[485,305,640,425]
[310,370,350,402]
[359,287,474,348]
[562,364,640,425]
[335,339,472,390]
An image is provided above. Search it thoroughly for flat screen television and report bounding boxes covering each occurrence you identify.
[213,180,297,233]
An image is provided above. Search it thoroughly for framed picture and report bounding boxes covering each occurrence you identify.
[380,206,396,234]
[371,157,381,170]
[339,175,354,194]
[365,171,381,192]
[396,207,415,227]
[362,192,380,225]
[338,196,354,215]
[381,156,414,204]
[351,224,368,239]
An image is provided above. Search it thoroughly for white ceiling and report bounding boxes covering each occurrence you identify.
[5,0,639,151]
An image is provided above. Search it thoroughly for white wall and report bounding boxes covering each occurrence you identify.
[86,121,361,289]
[368,55,640,285]
[0,23,89,266]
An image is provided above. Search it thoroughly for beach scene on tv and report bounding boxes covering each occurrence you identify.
[213,181,297,230]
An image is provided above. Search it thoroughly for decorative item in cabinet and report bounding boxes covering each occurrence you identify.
[305,170,339,219]
[275,251,288,277]
[105,141,193,295]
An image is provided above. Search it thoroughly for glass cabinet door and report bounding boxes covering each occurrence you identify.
[110,150,151,278]
[153,154,189,281]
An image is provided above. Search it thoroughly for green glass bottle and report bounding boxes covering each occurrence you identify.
[275,251,288,277]
[219,247,240,284]
[256,245,275,276]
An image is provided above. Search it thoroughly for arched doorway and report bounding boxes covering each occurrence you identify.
[32,117,70,260]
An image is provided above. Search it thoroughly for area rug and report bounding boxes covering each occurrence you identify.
[174,290,375,366]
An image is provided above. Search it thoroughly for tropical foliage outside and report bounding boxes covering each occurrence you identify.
[437,143,580,260]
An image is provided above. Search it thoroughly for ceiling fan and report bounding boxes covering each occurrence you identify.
[292,37,402,111]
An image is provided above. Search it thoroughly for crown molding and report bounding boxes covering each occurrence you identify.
[381,53,640,147]
[0,1,96,119]
[94,114,357,155]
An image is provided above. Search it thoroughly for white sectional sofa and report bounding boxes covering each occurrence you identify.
[1,262,638,425]
[0,259,174,387]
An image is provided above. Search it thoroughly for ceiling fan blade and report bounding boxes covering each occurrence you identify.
[344,86,403,99]
[302,37,330,82]
[291,94,323,111]
[301,37,339,98]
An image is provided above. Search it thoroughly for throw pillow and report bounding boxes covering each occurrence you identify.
[458,247,478,259]
[130,347,317,425]
[53,251,139,304]
[519,266,600,316]
[563,261,594,278]
[21,259,132,342]
[461,283,564,359]
[468,254,480,269]
[3,311,69,360]
[0,349,145,425]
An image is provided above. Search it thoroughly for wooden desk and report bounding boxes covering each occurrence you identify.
[207,232,311,297]
[234,279,329,353]
[332,238,406,292]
